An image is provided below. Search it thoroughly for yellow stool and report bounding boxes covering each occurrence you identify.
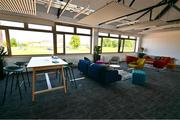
[166,63,176,69]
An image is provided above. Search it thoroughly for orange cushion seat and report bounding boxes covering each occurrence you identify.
[166,63,176,69]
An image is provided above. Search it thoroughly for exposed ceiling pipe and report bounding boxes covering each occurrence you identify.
[105,16,128,24]
[129,0,135,7]
[73,5,90,19]
[172,4,180,12]
[135,9,151,20]
[57,0,73,18]
[47,0,52,13]
[167,19,180,23]
[117,20,166,31]
[99,0,168,25]
[154,0,178,20]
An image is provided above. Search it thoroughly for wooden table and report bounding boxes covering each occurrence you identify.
[27,56,68,101]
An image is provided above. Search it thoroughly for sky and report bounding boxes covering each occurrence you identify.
[9,30,53,43]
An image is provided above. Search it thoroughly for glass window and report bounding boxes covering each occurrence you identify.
[120,40,124,52]
[123,39,136,52]
[98,32,108,36]
[57,34,64,53]
[65,34,90,54]
[9,30,53,55]
[0,20,24,28]
[77,28,91,35]
[121,35,128,38]
[56,25,74,33]
[0,29,7,53]
[129,36,136,39]
[28,24,52,31]
[110,34,119,38]
[102,38,118,53]
[98,37,102,46]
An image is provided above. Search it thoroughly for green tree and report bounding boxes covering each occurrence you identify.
[103,38,111,47]
[69,35,80,49]
[10,38,18,47]
[2,40,7,47]
[124,40,133,47]
[112,40,118,48]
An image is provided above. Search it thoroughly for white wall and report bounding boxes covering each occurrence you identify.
[142,30,180,65]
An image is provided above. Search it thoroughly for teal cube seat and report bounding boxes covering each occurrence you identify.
[132,70,146,85]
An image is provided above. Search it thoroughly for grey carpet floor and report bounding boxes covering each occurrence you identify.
[0,63,180,119]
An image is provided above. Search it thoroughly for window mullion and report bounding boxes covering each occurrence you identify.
[5,29,11,56]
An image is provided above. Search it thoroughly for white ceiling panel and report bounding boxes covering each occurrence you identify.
[78,1,135,26]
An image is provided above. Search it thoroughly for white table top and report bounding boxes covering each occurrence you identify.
[27,56,68,68]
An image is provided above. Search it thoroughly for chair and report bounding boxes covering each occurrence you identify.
[126,55,138,64]
[15,61,30,86]
[109,56,120,65]
[128,58,145,69]
[2,66,27,104]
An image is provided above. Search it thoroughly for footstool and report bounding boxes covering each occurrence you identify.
[132,70,146,85]
[96,60,105,64]
[166,63,176,69]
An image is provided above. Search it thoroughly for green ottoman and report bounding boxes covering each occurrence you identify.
[132,70,146,85]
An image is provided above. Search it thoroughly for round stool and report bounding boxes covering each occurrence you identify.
[15,62,30,86]
[2,66,26,104]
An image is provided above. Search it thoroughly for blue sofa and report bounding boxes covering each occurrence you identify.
[78,59,92,75]
[78,59,121,84]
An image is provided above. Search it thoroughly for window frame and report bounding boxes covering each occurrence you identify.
[8,29,54,56]
[76,27,91,35]
[100,36,119,53]
[0,20,24,28]
[122,38,136,53]
[0,19,138,56]
[98,32,109,37]
[98,33,137,53]
[56,25,75,33]
[55,23,92,55]
[0,21,93,56]
[28,23,52,31]
[0,21,55,56]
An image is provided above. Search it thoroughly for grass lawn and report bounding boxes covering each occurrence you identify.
[12,46,90,55]
[102,47,118,52]
[102,47,134,52]
[123,47,135,52]
[11,46,134,55]
[11,47,53,55]
[65,47,90,53]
